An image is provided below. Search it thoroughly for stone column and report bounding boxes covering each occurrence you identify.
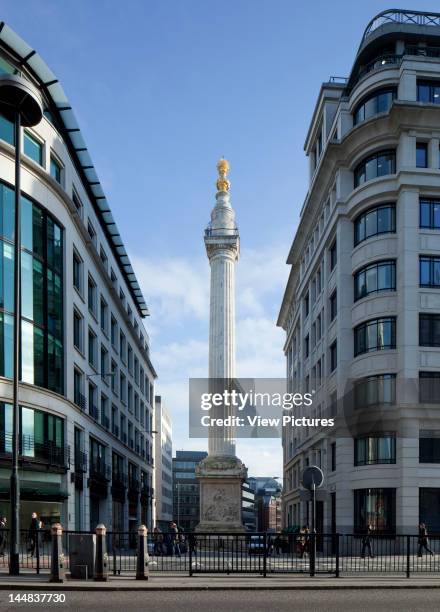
[196,160,247,532]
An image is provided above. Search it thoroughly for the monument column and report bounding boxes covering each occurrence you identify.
[196,159,247,532]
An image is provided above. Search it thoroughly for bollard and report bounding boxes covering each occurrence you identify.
[49,523,65,583]
[136,525,149,580]
[94,524,108,582]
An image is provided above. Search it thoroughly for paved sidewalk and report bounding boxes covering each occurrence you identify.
[1,574,440,590]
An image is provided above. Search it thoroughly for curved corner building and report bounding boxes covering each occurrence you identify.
[279,9,440,534]
[0,23,156,532]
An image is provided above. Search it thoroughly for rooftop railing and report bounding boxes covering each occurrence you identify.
[362,9,440,45]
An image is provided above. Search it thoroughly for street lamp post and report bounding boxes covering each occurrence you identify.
[0,74,42,576]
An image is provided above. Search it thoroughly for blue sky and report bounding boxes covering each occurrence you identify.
[2,1,437,476]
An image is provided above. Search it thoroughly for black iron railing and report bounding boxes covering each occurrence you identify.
[2,531,440,577]
[74,449,87,473]
[0,433,70,469]
[74,391,86,412]
[362,10,440,45]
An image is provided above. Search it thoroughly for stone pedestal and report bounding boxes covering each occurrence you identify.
[195,455,247,532]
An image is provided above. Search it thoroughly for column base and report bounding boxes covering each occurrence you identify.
[195,455,247,533]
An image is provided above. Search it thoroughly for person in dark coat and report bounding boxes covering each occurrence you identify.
[361,524,374,559]
[418,522,434,557]
[28,512,40,557]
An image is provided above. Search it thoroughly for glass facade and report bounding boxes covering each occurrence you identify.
[0,402,65,466]
[354,204,395,246]
[353,88,396,125]
[354,151,395,188]
[417,80,440,104]
[0,182,63,394]
[354,260,396,301]
[24,131,43,165]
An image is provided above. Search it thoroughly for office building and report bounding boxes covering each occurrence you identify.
[173,450,207,531]
[153,396,173,528]
[0,23,156,532]
[279,9,440,534]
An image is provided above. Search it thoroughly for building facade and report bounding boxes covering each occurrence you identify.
[0,24,156,533]
[173,450,207,532]
[153,396,173,529]
[248,477,282,532]
[242,481,256,532]
[279,9,440,535]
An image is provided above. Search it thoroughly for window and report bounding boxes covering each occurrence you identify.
[99,246,107,269]
[420,313,440,346]
[88,328,97,368]
[354,435,396,466]
[100,345,108,381]
[354,260,396,301]
[110,268,117,288]
[24,131,43,165]
[87,220,97,246]
[72,190,83,217]
[100,297,108,333]
[354,488,395,534]
[101,394,108,428]
[304,292,309,318]
[73,251,82,293]
[420,433,440,463]
[304,334,309,359]
[111,360,117,394]
[331,442,336,471]
[88,382,97,419]
[354,204,395,245]
[128,383,133,412]
[74,367,85,409]
[119,331,126,362]
[353,88,396,125]
[330,240,337,271]
[120,372,126,403]
[128,344,133,374]
[330,290,337,322]
[420,256,440,287]
[354,150,395,188]
[88,275,97,315]
[416,143,428,168]
[50,155,62,184]
[419,372,440,404]
[417,80,440,104]
[110,315,117,347]
[0,112,14,145]
[330,340,337,372]
[420,198,440,229]
[354,317,396,356]
[354,374,396,409]
[73,309,83,352]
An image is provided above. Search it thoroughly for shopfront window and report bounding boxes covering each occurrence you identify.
[354,488,396,534]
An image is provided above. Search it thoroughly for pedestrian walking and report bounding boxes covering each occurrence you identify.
[298,526,309,558]
[153,526,163,555]
[28,512,40,557]
[274,535,283,555]
[361,524,375,559]
[0,516,7,556]
[169,521,181,558]
[418,522,434,557]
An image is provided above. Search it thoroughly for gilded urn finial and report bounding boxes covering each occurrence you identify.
[216,158,230,193]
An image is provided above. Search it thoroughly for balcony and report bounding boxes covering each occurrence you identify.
[90,458,111,481]
[0,433,70,470]
[122,433,127,445]
[112,425,119,437]
[74,449,87,473]
[129,438,134,450]
[74,392,86,412]
[101,415,110,430]
[135,444,140,454]
[90,404,99,420]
